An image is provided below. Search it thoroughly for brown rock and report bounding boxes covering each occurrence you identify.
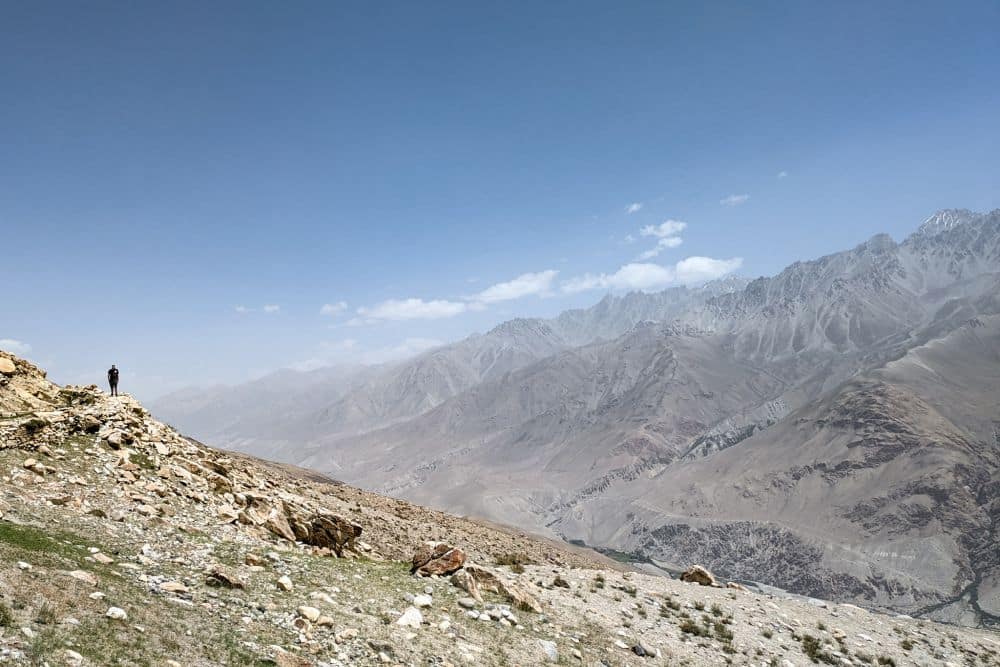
[450,568,483,603]
[0,357,16,375]
[68,570,98,586]
[160,581,189,594]
[464,563,543,613]
[274,652,313,667]
[265,507,297,543]
[78,415,101,433]
[304,514,363,556]
[206,473,233,494]
[205,564,246,589]
[411,542,466,576]
[679,565,718,587]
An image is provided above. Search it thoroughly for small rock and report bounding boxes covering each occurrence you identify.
[335,628,359,643]
[457,597,477,609]
[68,570,98,586]
[538,639,559,663]
[296,606,320,622]
[277,575,293,591]
[396,606,423,628]
[633,640,656,657]
[413,594,433,608]
[160,581,189,594]
[106,606,128,621]
[206,564,246,589]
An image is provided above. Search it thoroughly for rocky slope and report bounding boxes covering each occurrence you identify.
[2,352,1000,666]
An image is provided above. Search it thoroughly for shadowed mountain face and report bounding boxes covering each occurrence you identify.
[153,209,1000,627]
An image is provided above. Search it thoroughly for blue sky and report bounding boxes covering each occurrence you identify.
[2,1,998,398]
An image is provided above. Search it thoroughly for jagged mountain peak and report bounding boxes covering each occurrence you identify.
[485,317,559,340]
[915,208,982,238]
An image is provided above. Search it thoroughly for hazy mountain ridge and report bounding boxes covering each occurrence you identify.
[152,278,749,451]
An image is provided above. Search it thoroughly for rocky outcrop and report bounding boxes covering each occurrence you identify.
[302,513,363,556]
[411,542,466,576]
[679,565,718,587]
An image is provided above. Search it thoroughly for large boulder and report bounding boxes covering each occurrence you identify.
[679,565,718,587]
[238,495,297,542]
[303,514,363,556]
[463,563,542,613]
[0,358,16,375]
[411,542,466,576]
[77,415,101,433]
[450,568,483,603]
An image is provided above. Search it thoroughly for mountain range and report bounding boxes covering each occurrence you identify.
[153,209,1000,628]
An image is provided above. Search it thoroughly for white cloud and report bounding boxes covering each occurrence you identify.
[640,220,687,238]
[354,270,559,325]
[562,255,742,294]
[636,219,686,260]
[777,171,788,179]
[356,298,467,322]
[320,301,348,316]
[475,270,558,304]
[235,304,280,314]
[623,234,635,243]
[674,256,743,283]
[562,263,675,293]
[720,194,749,207]
[625,202,643,214]
[636,236,684,260]
[0,339,31,356]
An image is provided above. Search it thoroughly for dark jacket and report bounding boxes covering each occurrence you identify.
[108,368,119,384]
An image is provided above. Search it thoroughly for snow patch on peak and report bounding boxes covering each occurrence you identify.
[916,209,980,238]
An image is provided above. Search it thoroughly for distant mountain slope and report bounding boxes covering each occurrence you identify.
[587,314,1000,628]
[151,278,748,453]
[280,209,1000,625]
[152,208,1000,625]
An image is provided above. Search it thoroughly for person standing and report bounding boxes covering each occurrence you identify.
[107,364,120,396]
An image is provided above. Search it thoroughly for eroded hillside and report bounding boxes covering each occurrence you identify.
[5,352,1000,665]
